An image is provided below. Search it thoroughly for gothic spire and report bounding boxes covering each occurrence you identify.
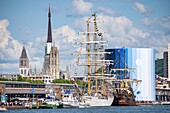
[47,5,52,43]
[21,46,28,58]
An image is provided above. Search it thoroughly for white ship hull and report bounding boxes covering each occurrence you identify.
[0,107,7,111]
[79,102,90,108]
[161,101,170,105]
[62,101,79,108]
[82,96,114,107]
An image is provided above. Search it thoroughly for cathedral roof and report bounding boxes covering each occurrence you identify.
[21,46,28,58]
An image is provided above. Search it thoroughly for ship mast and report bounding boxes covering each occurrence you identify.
[77,14,110,96]
[93,14,98,94]
[100,34,105,95]
[87,19,91,95]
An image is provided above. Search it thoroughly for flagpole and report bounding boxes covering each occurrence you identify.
[31,88,34,104]
[33,92,34,104]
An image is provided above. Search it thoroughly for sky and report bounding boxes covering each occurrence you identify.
[0,0,170,76]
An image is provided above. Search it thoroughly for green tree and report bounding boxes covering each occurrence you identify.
[155,59,164,77]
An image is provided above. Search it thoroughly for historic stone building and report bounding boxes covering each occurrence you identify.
[19,46,29,77]
[60,66,70,80]
[43,7,60,79]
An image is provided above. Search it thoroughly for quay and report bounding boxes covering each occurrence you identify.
[7,106,26,109]
[0,81,81,109]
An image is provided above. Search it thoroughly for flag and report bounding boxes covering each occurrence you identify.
[30,88,34,93]
[136,91,141,94]
[92,13,96,16]
[1,95,6,102]
[64,89,71,94]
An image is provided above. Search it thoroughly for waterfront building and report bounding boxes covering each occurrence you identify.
[0,81,80,103]
[156,75,170,101]
[163,52,168,78]
[0,74,19,80]
[0,81,45,102]
[105,48,155,101]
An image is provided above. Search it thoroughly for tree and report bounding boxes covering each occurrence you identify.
[155,59,164,77]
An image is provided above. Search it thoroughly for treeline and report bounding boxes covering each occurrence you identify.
[52,78,87,87]
[52,78,73,84]
[0,75,87,86]
[0,75,44,84]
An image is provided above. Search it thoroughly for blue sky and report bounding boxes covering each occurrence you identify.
[0,0,170,75]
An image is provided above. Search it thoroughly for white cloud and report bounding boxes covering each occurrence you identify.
[142,16,170,29]
[134,2,150,15]
[156,16,170,29]
[52,25,78,54]
[141,17,151,25]
[95,15,149,47]
[97,6,115,16]
[0,19,23,60]
[72,0,93,15]
[140,16,170,59]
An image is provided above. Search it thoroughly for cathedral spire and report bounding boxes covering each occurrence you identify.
[47,5,52,43]
[21,46,28,58]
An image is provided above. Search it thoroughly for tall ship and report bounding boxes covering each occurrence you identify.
[76,13,114,107]
[105,48,142,106]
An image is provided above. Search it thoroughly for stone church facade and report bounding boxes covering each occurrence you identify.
[19,6,69,83]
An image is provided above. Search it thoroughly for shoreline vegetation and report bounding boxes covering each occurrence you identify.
[0,75,44,84]
[0,76,87,86]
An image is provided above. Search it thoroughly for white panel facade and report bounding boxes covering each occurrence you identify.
[130,48,155,101]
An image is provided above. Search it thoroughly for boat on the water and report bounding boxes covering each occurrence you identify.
[61,91,79,108]
[0,107,7,111]
[75,13,114,107]
[38,102,57,109]
[82,95,113,107]
[79,102,90,108]
[152,101,161,105]
[46,101,63,108]
[31,101,59,109]
[161,101,170,105]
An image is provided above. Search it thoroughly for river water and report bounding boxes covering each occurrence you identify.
[5,105,170,113]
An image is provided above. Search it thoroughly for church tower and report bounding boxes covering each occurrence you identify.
[43,6,60,79]
[19,46,29,77]
[50,47,60,78]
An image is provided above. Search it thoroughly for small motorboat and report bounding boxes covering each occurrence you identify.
[0,107,7,111]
